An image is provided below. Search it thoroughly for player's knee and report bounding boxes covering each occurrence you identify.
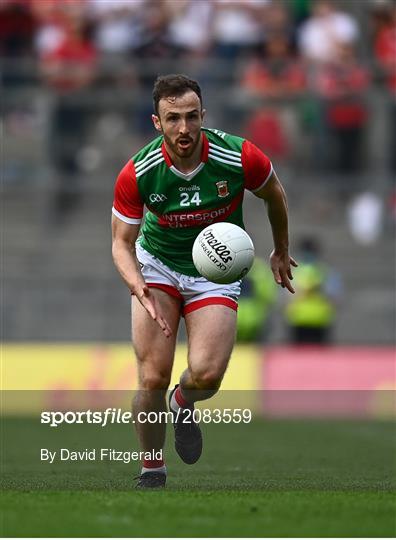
[139,370,171,391]
[190,367,223,390]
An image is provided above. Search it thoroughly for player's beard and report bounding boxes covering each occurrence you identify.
[164,132,200,159]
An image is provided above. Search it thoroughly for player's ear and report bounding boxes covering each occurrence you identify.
[152,114,162,132]
[201,108,206,122]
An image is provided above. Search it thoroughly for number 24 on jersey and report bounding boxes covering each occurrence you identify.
[180,192,202,207]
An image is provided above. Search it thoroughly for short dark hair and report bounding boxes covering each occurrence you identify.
[152,74,203,115]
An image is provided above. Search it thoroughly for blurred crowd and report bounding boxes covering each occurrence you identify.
[2,1,394,343]
[1,0,395,217]
[1,0,395,90]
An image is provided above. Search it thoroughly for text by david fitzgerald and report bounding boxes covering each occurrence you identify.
[41,448,163,464]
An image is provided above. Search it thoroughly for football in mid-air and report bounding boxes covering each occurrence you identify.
[192,222,255,284]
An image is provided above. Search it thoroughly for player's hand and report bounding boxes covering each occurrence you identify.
[135,285,173,338]
[270,250,298,294]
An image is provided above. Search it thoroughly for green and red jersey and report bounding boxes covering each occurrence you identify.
[112,128,273,276]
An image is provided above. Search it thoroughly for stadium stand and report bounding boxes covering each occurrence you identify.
[2,0,395,344]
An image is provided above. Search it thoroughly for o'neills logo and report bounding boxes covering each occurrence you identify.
[202,229,233,263]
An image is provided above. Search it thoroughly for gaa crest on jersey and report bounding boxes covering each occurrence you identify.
[215,181,229,198]
[149,193,167,203]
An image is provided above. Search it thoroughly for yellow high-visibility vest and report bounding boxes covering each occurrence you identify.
[237,258,277,341]
[285,263,335,327]
[286,292,335,327]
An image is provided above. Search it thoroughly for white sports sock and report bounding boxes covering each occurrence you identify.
[170,391,181,412]
[141,465,167,475]
[170,386,190,412]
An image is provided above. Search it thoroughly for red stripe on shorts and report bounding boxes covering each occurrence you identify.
[147,283,183,300]
[183,297,238,316]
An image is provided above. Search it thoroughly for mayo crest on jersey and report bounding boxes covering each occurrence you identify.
[113,128,273,276]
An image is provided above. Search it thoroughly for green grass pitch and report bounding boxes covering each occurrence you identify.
[1,416,395,537]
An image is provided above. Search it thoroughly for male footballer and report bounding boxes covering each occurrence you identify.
[111,74,297,488]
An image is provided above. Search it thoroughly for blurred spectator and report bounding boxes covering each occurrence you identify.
[290,0,312,27]
[88,0,144,56]
[34,11,66,58]
[241,35,305,99]
[125,0,172,62]
[372,2,396,173]
[347,192,383,245]
[241,35,303,164]
[132,1,175,136]
[41,15,96,92]
[244,109,289,162]
[240,15,304,167]
[212,0,268,61]
[370,0,393,38]
[314,43,370,174]
[298,0,359,65]
[0,0,37,86]
[32,0,87,57]
[262,1,296,47]
[373,2,396,92]
[284,237,342,344]
[41,14,97,223]
[166,0,213,59]
[236,257,277,343]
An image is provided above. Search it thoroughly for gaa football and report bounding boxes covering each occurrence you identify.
[192,222,255,284]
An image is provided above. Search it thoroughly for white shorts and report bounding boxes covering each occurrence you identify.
[136,244,241,316]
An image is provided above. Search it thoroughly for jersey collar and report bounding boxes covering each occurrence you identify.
[161,132,209,181]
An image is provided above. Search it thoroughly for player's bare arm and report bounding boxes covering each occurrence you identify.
[111,215,172,337]
[253,171,298,294]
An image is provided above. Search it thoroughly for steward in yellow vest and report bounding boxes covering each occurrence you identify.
[237,257,277,342]
[284,236,342,344]
[285,262,336,343]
